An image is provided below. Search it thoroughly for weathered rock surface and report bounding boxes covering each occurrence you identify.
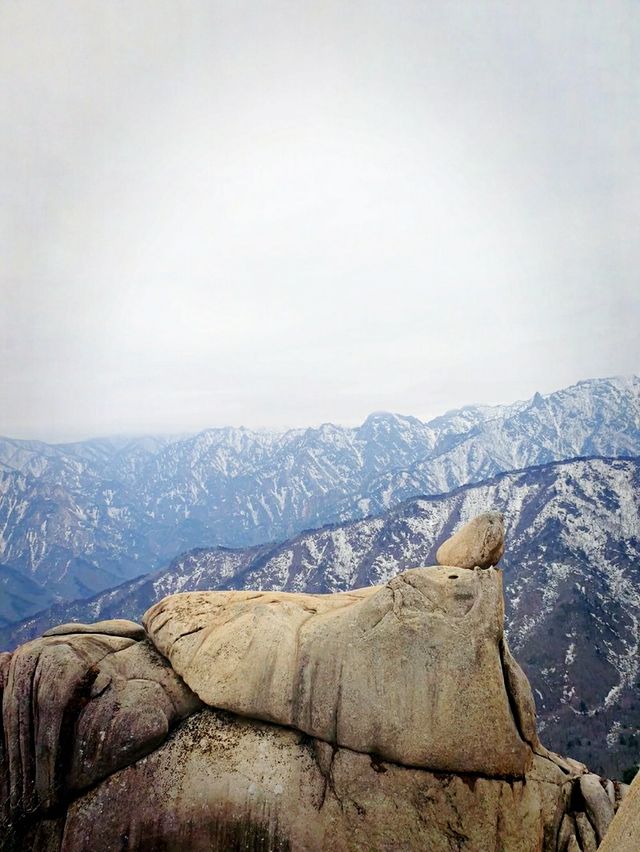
[42,618,146,640]
[578,773,614,843]
[436,510,505,569]
[144,566,534,776]
[599,770,640,851]
[0,626,199,842]
[57,709,579,852]
[574,812,597,852]
[0,554,630,851]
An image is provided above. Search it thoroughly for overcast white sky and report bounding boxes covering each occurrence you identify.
[1,1,638,441]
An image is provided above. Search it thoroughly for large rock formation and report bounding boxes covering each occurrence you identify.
[143,566,534,776]
[55,713,585,852]
[0,523,633,850]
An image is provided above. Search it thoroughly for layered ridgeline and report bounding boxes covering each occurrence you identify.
[0,376,638,622]
[0,522,632,851]
[5,456,639,779]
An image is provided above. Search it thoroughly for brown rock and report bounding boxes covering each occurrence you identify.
[557,814,576,851]
[0,650,12,687]
[143,566,534,777]
[60,708,579,852]
[436,511,505,569]
[615,781,630,809]
[1,632,199,824]
[43,618,145,640]
[1,561,617,852]
[599,770,640,852]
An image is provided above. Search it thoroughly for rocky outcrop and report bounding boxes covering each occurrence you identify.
[0,535,632,849]
[0,629,199,847]
[57,711,582,852]
[144,566,534,776]
[436,511,505,569]
[599,769,639,851]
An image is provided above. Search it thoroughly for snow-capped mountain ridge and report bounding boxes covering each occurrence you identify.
[0,376,638,623]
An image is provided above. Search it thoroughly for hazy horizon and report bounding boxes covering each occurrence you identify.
[1,372,637,445]
[2,2,639,442]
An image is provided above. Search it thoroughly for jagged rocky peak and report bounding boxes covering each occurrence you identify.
[0,515,630,851]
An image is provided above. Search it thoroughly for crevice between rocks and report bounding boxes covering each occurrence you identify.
[498,636,536,754]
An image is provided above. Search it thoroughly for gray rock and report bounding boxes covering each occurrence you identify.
[1,633,200,822]
[579,772,614,842]
[604,777,616,808]
[60,709,578,852]
[575,811,598,852]
[557,814,576,850]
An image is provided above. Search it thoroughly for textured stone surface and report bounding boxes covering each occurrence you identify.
[436,511,505,569]
[1,627,199,829]
[0,651,11,688]
[578,773,614,843]
[1,564,628,852]
[599,770,640,852]
[60,709,575,852]
[574,812,597,852]
[557,814,576,850]
[604,778,615,807]
[144,566,533,776]
[43,618,145,640]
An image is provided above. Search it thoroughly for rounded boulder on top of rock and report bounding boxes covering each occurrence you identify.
[436,512,505,570]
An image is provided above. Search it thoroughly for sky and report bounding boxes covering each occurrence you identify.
[1,1,638,441]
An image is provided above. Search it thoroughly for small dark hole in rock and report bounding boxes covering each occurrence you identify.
[448,574,459,579]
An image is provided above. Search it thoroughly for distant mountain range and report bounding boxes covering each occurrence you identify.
[1,376,638,623]
[3,454,639,779]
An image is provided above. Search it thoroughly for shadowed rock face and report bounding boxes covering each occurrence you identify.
[58,711,575,852]
[144,567,533,776]
[0,551,630,850]
[0,628,200,839]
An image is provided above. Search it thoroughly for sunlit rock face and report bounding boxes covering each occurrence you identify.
[0,540,630,850]
[599,770,640,852]
[436,511,505,569]
[143,567,533,776]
